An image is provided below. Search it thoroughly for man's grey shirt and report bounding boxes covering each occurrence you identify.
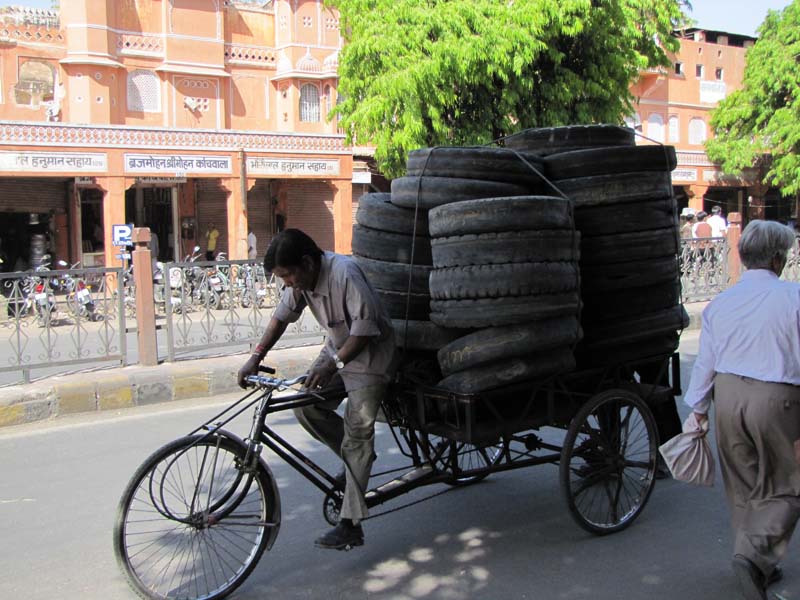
[273,251,396,391]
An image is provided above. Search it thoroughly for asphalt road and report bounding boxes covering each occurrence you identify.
[0,330,797,600]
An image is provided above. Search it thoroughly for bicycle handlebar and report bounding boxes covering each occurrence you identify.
[244,373,307,389]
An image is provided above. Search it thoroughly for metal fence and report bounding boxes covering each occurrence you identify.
[0,266,126,384]
[679,237,729,303]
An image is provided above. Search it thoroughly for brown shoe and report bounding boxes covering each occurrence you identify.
[732,555,767,600]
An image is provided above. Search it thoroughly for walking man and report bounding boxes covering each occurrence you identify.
[707,205,728,237]
[237,229,396,549]
[684,220,800,600]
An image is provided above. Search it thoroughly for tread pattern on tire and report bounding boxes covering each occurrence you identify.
[406,147,547,187]
[391,176,531,210]
[355,192,429,235]
[581,281,681,323]
[504,125,635,156]
[580,228,679,265]
[352,224,432,266]
[392,319,466,351]
[429,262,579,300]
[354,256,432,294]
[581,306,689,347]
[553,172,673,206]
[377,288,431,320]
[430,292,581,328]
[438,316,582,376]
[581,256,679,292]
[545,145,677,181]
[438,347,576,394]
[432,230,580,267]
[575,196,677,235]
[428,196,573,237]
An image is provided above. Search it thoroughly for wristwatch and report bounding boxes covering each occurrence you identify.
[332,353,345,370]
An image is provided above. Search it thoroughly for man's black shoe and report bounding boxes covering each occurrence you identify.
[314,520,364,550]
[334,468,346,489]
[732,555,767,600]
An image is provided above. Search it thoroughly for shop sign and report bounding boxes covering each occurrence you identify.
[247,157,340,177]
[0,151,107,172]
[671,168,697,182]
[135,176,187,186]
[75,176,96,186]
[124,154,231,174]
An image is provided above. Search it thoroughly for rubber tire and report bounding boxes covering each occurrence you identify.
[377,288,431,320]
[545,145,677,181]
[429,262,579,300]
[581,305,690,347]
[352,224,433,266]
[504,125,635,156]
[438,316,582,376]
[438,347,575,394]
[355,192,429,236]
[554,172,674,207]
[114,435,277,600]
[392,319,467,351]
[580,228,679,265]
[406,146,547,187]
[576,332,680,369]
[581,281,681,323]
[391,176,531,210]
[575,196,677,235]
[432,230,580,267]
[430,292,581,328]
[429,196,573,238]
[354,256,432,295]
[581,256,679,292]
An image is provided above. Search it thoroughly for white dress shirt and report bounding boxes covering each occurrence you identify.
[684,269,800,413]
[707,214,727,237]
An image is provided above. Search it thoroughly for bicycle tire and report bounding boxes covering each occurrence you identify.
[114,434,279,600]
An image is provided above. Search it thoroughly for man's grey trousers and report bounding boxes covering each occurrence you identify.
[293,382,386,523]
[714,373,800,578]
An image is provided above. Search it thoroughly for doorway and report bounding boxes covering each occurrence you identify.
[125,186,176,262]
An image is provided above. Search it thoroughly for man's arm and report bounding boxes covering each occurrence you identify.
[237,316,289,388]
[305,334,371,390]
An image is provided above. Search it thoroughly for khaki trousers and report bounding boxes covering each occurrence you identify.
[714,373,800,577]
[293,382,386,523]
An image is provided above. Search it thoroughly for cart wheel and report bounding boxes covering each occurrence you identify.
[424,435,504,486]
[323,489,343,526]
[560,388,657,535]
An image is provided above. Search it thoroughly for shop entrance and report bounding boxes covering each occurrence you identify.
[125,186,178,262]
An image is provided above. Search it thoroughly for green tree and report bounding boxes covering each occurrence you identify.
[329,0,687,177]
[707,0,800,199]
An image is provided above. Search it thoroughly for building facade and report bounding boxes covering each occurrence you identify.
[0,0,353,273]
[628,28,784,222]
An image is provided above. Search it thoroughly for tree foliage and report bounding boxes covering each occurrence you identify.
[328,0,687,177]
[707,0,800,197]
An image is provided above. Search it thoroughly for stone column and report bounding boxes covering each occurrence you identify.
[331,179,353,254]
[96,176,129,268]
[220,177,250,260]
[132,227,158,366]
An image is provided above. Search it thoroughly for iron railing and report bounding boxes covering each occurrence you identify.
[679,237,729,303]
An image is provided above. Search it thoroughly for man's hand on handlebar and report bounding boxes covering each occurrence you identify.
[238,354,263,389]
[304,355,336,390]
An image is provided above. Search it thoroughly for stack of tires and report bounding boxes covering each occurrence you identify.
[428,196,582,393]
[353,147,548,358]
[529,135,688,366]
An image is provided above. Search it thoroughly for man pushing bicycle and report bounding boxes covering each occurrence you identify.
[238,228,396,550]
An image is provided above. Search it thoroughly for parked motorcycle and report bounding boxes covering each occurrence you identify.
[57,261,101,322]
[29,257,58,327]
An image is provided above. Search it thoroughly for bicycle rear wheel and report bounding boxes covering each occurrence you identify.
[114,435,278,600]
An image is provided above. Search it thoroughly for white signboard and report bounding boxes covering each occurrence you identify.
[112,224,134,247]
[700,81,727,104]
[135,176,187,186]
[672,168,698,182]
[0,151,107,172]
[125,154,231,174]
[247,157,340,177]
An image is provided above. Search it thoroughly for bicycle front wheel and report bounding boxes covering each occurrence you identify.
[114,435,278,600]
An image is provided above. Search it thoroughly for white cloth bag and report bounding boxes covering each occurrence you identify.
[658,412,715,486]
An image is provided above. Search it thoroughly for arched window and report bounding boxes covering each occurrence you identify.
[127,70,160,112]
[624,112,642,132]
[299,83,320,122]
[324,84,332,116]
[668,115,680,143]
[16,60,55,105]
[688,118,707,145]
[647,113,664,143]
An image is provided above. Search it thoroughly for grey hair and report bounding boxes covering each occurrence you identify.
[738,220,797,270]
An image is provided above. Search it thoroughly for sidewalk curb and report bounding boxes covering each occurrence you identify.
[0,344,323,428]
